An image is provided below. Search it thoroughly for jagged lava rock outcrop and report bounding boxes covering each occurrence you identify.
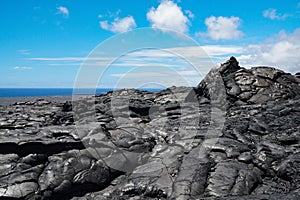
[0,57,299,199]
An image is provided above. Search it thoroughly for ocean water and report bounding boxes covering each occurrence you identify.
[0,88,163,98]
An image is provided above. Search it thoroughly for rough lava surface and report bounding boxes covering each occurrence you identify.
[0,57,300,199]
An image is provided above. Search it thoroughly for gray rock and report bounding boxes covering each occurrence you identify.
[0,57,299,199]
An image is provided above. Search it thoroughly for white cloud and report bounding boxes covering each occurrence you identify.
[14,66,32,70]
[57,6,69,17]
[18,50,31,55]
[27,56,114,67]
[128,49,178,58]
[111,70,200,78]
[112,63,173,67]
[28,57,112,61]
[247,29,300,72]
[261,41,296,63]
[168,45,244,57]
[203,16,243,40]
[99,21,109,30]
[100,16,136,33]
[185,10,194,19]
[109,68,201,88]
[146,0,190,33]
[157,29,300,73]
[111,72,167,78]
[197,29,300,73]
[99,9,121,19]
[263,8,289,20]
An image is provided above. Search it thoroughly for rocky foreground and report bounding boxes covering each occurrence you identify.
[0,57,300,199]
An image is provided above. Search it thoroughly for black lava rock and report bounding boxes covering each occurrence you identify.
[0,57,299,199]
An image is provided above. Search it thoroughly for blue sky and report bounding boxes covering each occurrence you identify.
[0,0,299,88]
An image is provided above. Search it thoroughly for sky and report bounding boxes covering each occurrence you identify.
[0,0,300,88]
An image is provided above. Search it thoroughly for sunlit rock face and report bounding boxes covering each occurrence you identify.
[0,57,300,200]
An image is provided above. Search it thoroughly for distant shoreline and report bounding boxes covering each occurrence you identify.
[0,88,164,106]
[0,88,115,98]
[0,96,73,106]
[0,88,163,99]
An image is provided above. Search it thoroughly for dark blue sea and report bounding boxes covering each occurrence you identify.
[0,88,163,98]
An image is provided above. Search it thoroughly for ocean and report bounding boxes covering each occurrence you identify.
[0,88,163,98]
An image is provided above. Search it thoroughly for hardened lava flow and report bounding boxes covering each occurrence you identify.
[0,57,300,199]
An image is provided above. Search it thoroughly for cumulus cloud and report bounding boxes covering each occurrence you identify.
[263,8,289,20]
[204,16,243,40]
[247,29,300,72]
[57,6,69,17]
[203,29,300,73]
[173,29,299,73]
[100,16,136,33]
[146,0,190,33]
